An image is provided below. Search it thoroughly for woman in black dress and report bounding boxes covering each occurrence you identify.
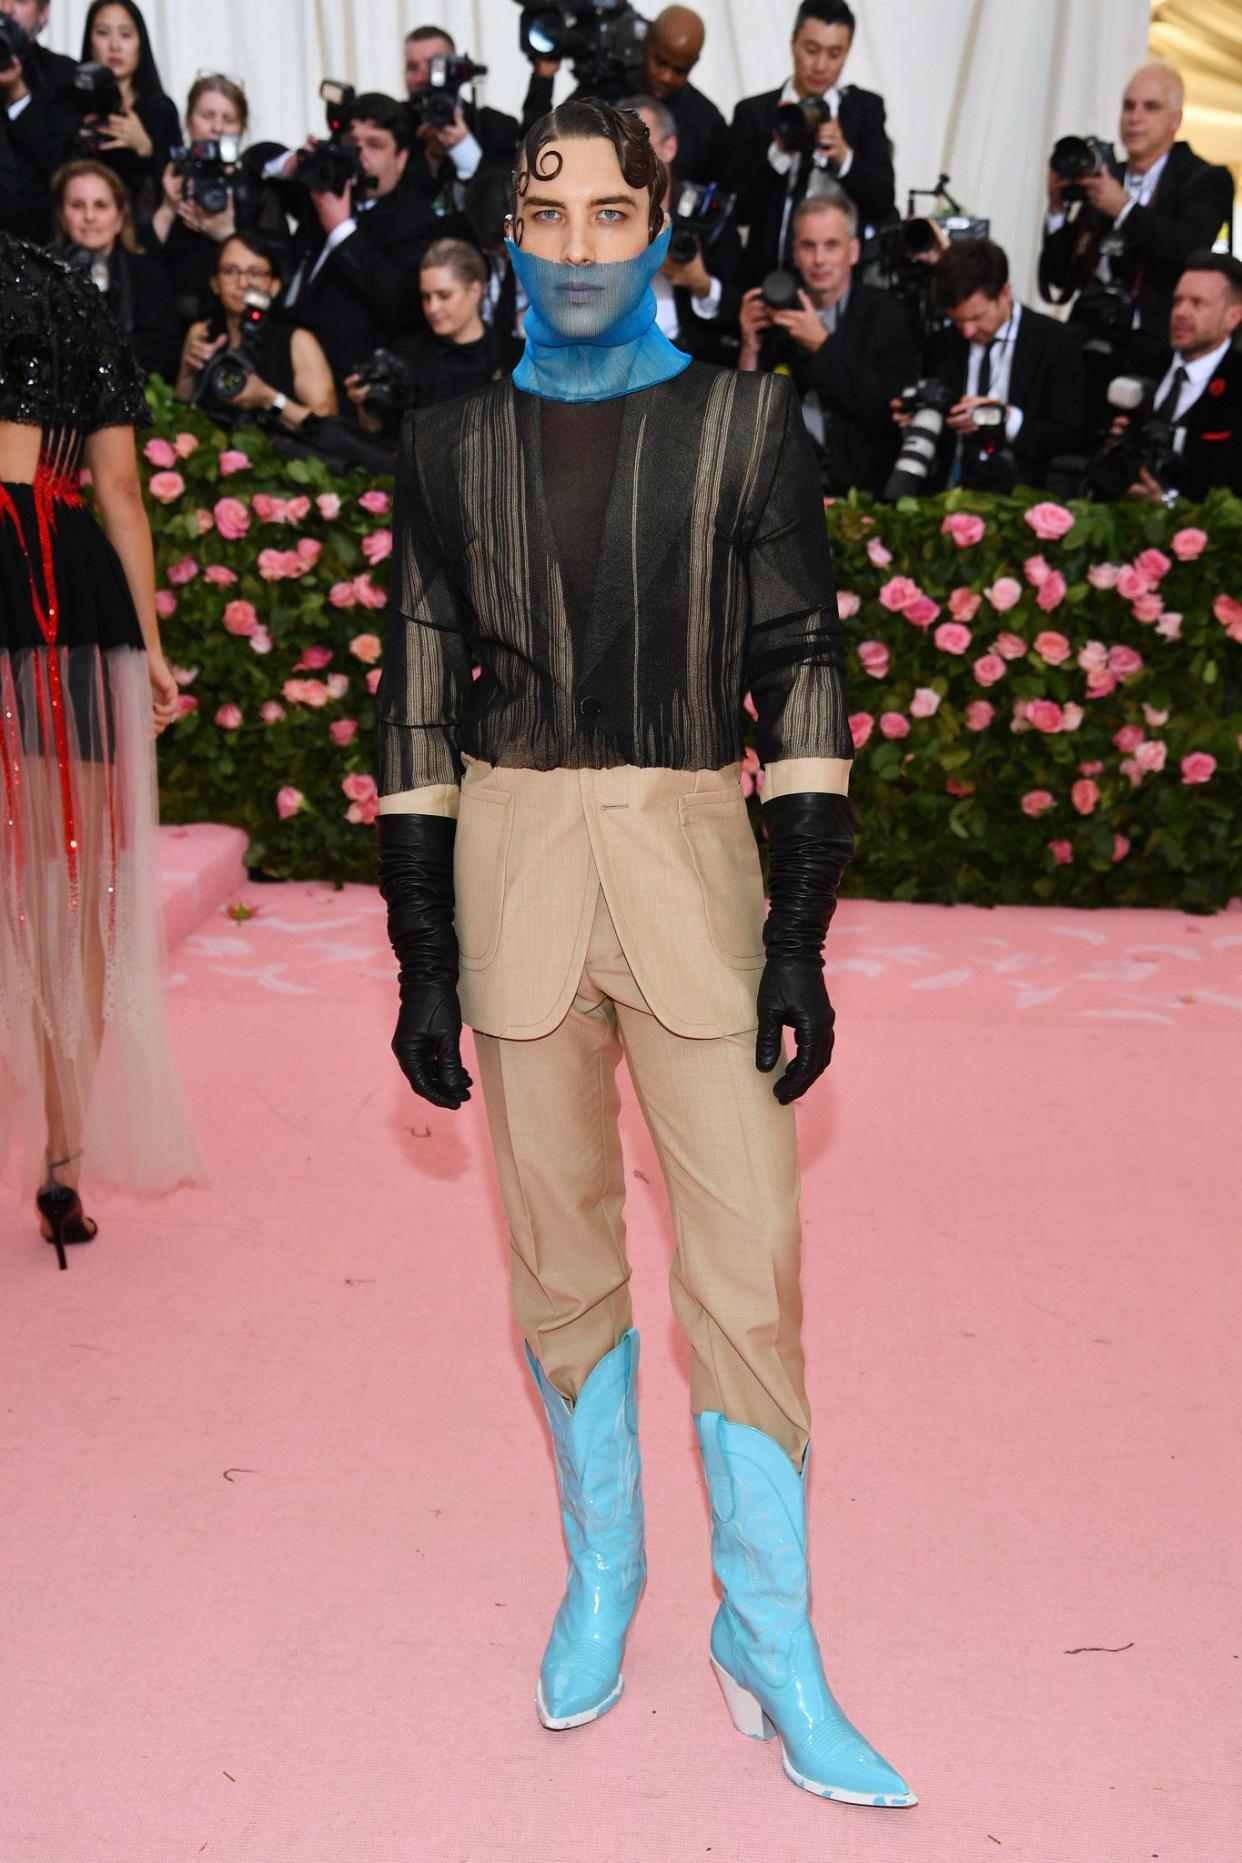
[0,234,201,1266]
[77,0,179,226]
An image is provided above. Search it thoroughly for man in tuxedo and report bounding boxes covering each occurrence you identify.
[730,0,896,286]
[893,237,1086,491]
[282,93,443,392]
[403,22,520,208]
[0,0,81,241]
[1040,63,1234,376]
[626,93,740,364]
[738,188,917,494]
[375,97,917,1810]
[1123,253,1242,504]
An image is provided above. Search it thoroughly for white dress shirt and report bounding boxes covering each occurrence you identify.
[964,301,1025,442]
[1045,149,1169,250]
[1153,337,1232,423]
[652,267,724,338]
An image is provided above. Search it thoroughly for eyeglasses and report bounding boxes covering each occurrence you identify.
[217,265,272,283]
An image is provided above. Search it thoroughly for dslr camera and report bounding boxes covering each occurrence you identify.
[882,379,957,500]
[71,59,124,145]
[170,138,242,217]
[196,289,272,411]
[668,181,735,265]
[0,14,32,66]
[1084,376,1177,501]
[773,95,833,158]
[352,348,418,428]
[515,1,647,94]
[409,52,487,130]
[1049,134,1116,204]
[291,81,370,197]
[958,401,1016,494]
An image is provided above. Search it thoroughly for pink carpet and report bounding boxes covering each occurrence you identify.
[3,859,1240,1862]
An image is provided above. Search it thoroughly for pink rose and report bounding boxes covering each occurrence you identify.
[985,576,1022,613]
[167,555,198,586]
[1071,778,1100,815]
[1034,630,1070,665]
[326,673,349,700]
[1214,593,1242,635]
[964,699,994,731]
[1086,669,1119,700]
[329,718,359,746]
[836,590,860,619]
[857,639,890,679]
[945,778,974,798]
[902,594,940,630]
[1035,571,1067,613]
[297,645,334,670]
[1108,644,1143,678]
[154,590,177,618]
[329,581,358,609]
[1112,835,1130,863]
[351,574,388,610]
[276,786,304,820]
[947,586,981,623]
[175,694,198,718]
[204,564,238,585]
[1023,554,1052,587]
[1027,700,1064,734]
[222,599,259,637]
[287,496,311,523]
[260,701,285,724]
[316,492,342,520]
[1113,724,1143,752]
[1135,739,1167,774]
[359,489,391,516]
[249,627,273,656]
[1021,790,1055,817]
[342,772,379,803]
[973,653,1006,688]
[214,496,251,540]
[251,493,280,523]
[1119,758,1142,788]
[144,438,178,469]
[258,548,296,581]
[1048,839,1074,866]
[1131,593,1164,623]
[215,704,243,730]
[362,528,393,565]
[1156,611,1184,641]
[1133,547,1171,583]
[1087,562,1121,590]
[346,796,381,825]
[879,710,910,739]
[942,511,986,547]
[366,668,382,695]
[934,621,972,655]
[879,574,921,612]
[994,632,1027,660]
[908,687,941,718]
[848,712,874,749]
[1142,704,1169,728]
[866,536,892,568]
[172,664,198,687]
[1060,703,1084,732]
[1115,565,1152,601]
[1170,527,1207,561]
[1180,752,1217,785]
[295,536,321,567]
[1077,639,1108,673]
[173,432,198,459]
[349,633,383,664]
[1078,761,1104,776]
[1024,501,1075,541]
[218,448,250,476]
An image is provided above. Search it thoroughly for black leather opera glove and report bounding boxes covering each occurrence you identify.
[376,812,472,1112]
[755,792,856,1105]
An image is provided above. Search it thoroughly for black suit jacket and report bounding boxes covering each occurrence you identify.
[730,84,896,282]
[1157,346,1242,501]
[764,282,920,494]
[666,81,731,187]
[928,304,1087,488]
[2,40,81,242]
[1039,142,1234,360]
[668,214,743,363]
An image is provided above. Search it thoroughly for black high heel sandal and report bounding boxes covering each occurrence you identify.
[36,1157,98,1271]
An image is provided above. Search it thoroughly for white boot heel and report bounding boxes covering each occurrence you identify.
[710,1655,777,1741]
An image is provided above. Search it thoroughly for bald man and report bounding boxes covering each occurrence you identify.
[1040,63,1233,379]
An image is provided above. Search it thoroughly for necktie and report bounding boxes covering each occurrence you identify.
[977,339,994,399]
[1153,364,1187,426]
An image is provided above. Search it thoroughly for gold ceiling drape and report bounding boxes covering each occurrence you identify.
[1150,0,1242,200]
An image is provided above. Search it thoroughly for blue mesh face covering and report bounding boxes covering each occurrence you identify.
[506,223,691,403]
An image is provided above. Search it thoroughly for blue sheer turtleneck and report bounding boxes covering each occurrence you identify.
[507,224,691,404]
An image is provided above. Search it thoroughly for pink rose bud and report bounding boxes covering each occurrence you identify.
[297,645,334,670]
[1142,704,1169,728]
[349,633,383,664]
[1077,639,1108,673]
[1070,778,1100,815]
[1021,790,1055,817]
[1087,562,1121,589]
[326,673,349,699]
[878,574,921,612]
[260,701,285,724]
[276,785,304,819]
[1131,593,1164,623]
[985,576,1022,613]
[848,712,874,749]
[204,564,238,585]
[866,536,893,567]
[330,718,359,746]
[1078,761,1104,776]
[222,599,259,637]
[1086,669,1119,699]
[329,581,359,609]
[902,593,941,630]
[1115,565,1151,601]
[362,528,393,565]
[287,496,311,523]
[316,492,342,520]
[346,796,381,825]
[1180,752,1217,785]
[342,771,379,803]
[879,710,910,739]
[1035,571,1067,612]
[218,448,251,476]
[857,638,890,679]
[994,632,1028,660]
[1113,724,1144,752]
[1213,593,1242,633]
[1170,527,1207,561]
[167,557,198,588]
[154,590,177,618]
[174,432,199,458]
[1134,739,1167,773]
[1133,547,1171,582]
[941,511,986,547]
[213,496,251,540]
[1033,630,1070,665]
[1155,611,1184,640]
[836,590,860,619]
[1060,703,1084,731]
[1024,501,1075,541]
[1112,834,1130,863]
[1026,700,1064,734]
[947,587,981,623]
[934,621,972,655]
[215,704,243,730]
[1107,644,1143,677]
[175,693,199,717]
[908,686,941,718]
[1048,839,1074,865]
[964,699,994,731]
[172,664,198,687]
[972,653,1006,687]
[248,627,273,655]
[144,438,178,469]
[1023,554,1051,587]
[358,489,391,515]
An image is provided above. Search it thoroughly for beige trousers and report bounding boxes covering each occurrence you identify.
[474,867,811,1464]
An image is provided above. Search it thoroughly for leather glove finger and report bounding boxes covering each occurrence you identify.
[435,1027,473,1100]
[773,1012,834,1104]
[395,1032,466,1109]
[755,1006,784,1073]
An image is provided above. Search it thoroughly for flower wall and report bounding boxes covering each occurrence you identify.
[138,385,1242,910]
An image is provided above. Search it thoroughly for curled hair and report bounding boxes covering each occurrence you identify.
[514,98,666,244]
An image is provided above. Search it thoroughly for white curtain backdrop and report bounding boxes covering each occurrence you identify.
[47,0,1150,298]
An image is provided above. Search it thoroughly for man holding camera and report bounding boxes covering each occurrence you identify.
[892,238,1086,492]
[730,1,895,287]
[1118,253,1242,505]
[625,93,740,363]
[0,0,80,241]
[283,92,443,394]
[739,188,917,496]
[403,24,519,204]
[1040,64,1234,377]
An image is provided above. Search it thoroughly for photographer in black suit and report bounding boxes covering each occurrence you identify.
[1120,253,1242,505]
[625,94,740,364]
[893,238,1086,491]
[739,188,917,495]
[730,0,895,286]
[403,23,519,209]
[1040,64,1234,376]
[0,0,80,240]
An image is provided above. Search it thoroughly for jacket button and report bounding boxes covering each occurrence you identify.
[578,695,602,721]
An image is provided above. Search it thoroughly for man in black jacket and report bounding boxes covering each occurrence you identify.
[0,0,81,242]
[1039,63,1234,376]
[730,0,895,286]
[627,93,740,364]
[1122,253,1242,505]
[403,22,520,209]
[739,188,917,494]
[893,238,1086,491]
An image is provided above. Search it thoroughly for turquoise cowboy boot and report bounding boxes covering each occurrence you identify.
[526,1329,646,1729]
[696,1412,917,1807]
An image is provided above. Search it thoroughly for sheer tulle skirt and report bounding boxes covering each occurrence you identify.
[0,644,204,1197]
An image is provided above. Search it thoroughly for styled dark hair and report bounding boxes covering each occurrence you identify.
[515,98,666,244]
[80,0,166,102]
[793,2,856,38]
[214,229,287,287]
[405,25,455,49]
[1182,248,1242,303]
[934,237,1010,311]
[352,91,413,153]
[186,73,249,136]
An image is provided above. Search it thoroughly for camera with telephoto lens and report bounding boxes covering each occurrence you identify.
[773,95,833,158]
[515,1,647,94]
[409,52,488,129]
[863,209,988,349]
[291,81,371,197]
[1068,277,1135,359]
[0,15,32,66]
[668,180,735,265]
[197,289,272,407]
[958,400,1016,493]
[71,59,124,144]
[1049,134,1116,204]
[170,138,242,216]
[881,379,957,500]
[1083,376,1177,501]
[352,348,418,426]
